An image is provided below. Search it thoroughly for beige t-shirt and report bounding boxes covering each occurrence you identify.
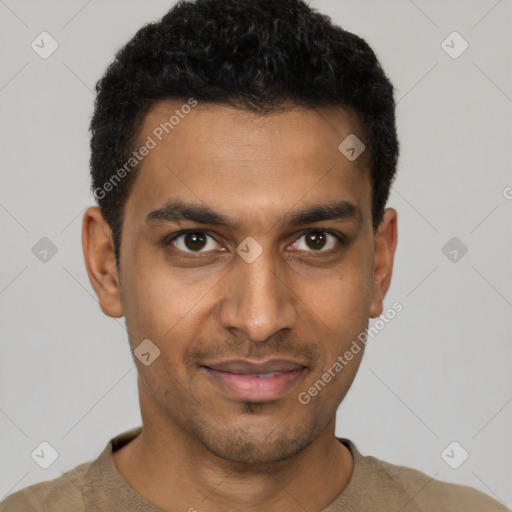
[1,427,507,511]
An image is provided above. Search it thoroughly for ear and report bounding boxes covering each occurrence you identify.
[370,208,398,318]
[81,206,123,318]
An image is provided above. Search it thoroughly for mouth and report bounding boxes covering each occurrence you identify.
[200,359,308,402]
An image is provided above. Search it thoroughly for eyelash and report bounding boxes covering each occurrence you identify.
[164,228,348,256]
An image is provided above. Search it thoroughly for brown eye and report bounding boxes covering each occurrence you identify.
[305,231,327,251]
[184,232,207,251]
[170,231,220,253]
[292,230,342,253]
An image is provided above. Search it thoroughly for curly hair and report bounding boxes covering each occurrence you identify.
[90,0,399,265]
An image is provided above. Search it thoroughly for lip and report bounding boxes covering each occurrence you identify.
[201,358,308,402]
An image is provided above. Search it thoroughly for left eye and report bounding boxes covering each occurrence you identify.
[291,231,340,252]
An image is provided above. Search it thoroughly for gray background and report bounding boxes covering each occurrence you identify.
[1,0,511,506]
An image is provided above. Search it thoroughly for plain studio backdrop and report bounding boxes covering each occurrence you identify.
[0,0,511,506]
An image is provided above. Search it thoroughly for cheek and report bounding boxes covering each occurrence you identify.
[121,258,200,348]
[308,255,373,323]
[298,254,374,373]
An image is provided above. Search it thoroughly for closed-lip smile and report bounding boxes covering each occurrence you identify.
[200,358,308,401]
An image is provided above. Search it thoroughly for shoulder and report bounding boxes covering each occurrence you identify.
[342,439,508,511]
[378,456,506,510]
[0,461,92,512]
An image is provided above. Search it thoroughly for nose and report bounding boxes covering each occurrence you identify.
[217,247,298,343]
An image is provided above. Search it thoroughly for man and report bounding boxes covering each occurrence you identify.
[1,0,507,510]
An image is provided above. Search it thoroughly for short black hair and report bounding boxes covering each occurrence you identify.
[90,0,399,266]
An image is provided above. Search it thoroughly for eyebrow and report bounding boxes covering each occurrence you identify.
[145,199,362,230]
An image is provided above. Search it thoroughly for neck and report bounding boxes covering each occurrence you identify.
[113,419,353,512]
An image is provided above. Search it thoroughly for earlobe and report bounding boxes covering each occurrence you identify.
[369,208,398,318]
[81,206,123,318]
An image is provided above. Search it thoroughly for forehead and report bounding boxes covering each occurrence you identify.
[125,100,372,230]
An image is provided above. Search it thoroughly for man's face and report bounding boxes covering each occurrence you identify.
[97,101,391,464]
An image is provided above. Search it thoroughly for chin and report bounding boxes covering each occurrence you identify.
[191,414,323,465]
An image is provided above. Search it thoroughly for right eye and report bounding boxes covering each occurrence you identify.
[167,230,224,253]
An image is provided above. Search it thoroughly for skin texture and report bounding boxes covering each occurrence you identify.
[82,100,398,512]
